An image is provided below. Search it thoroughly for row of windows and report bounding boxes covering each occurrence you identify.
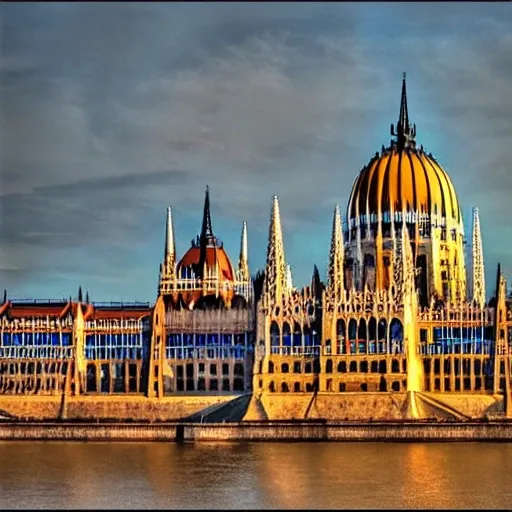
[85,333,147,348]
[85,348,145,360]
[1,332,72,347]
[0,347,73,359]
[431,326,494,341]
[269,346,321,356]
[326,340,403,355]
[270,334,321,347]
[420,340,492,356]
[166,346,249,360]
[166,333,250,347]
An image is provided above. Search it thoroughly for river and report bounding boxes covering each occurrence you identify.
[0,442,511,509]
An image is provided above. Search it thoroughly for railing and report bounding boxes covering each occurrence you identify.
[9,299,69,305]
[270,346,321,357]
[92,302,152,309]
[0,346,73,359]
[166,346,251,360]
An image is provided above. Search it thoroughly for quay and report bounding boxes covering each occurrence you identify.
[2,420,512,443]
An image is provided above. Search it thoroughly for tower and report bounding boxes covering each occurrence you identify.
[263,195,287,305]
[327,204,345,299]
[471,207,486,308]
[158,206,176,295]
[238,221,249,282]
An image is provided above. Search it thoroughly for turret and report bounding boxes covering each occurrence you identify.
[263,195,287,304]
[471,207,486,308]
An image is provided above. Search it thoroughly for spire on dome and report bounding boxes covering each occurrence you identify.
[198,185,216,279]
[391,73,417,150]
[200,185,214,243]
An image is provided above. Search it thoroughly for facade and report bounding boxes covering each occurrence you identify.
[1,74,512,421]
[149,187,255,397]
[0,296,152,397]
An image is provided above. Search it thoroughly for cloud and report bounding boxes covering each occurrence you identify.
[1,3,512,300]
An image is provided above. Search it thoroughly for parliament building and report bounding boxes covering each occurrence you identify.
[1,75,511,422]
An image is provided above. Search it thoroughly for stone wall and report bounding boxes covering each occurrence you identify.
[3,421,512,442]
[0,395,237,421]
[260,393,410,421]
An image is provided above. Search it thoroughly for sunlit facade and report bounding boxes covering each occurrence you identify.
[1,75,512,421]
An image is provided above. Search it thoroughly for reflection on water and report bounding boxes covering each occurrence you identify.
[0,442,512,509]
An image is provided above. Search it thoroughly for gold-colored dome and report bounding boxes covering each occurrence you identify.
[347,146,462,226]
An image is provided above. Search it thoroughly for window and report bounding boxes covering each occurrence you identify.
[210,364,217,376]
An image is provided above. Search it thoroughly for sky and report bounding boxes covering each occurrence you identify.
[1,2,512,302]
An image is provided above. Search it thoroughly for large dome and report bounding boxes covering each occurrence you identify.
[342,74,467,304]
[347,145,462,228]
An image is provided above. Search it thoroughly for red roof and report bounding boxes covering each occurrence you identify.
[177,245,235,281]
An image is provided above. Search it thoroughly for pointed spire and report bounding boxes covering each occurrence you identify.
[471,207,486,308]
[327,204,345,297]
[160,206,176,286]
[311,264,324,301]
[238,221,249,281]
[2,289,6,304]
[165,206,176,262]
[78,286,83,302]
[198,185,216,279]
[263,194,287,303]
[391,73,416,150]
[85,290,90,304]
[200,185,214,243]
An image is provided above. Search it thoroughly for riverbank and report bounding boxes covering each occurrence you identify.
[2,420,512,442]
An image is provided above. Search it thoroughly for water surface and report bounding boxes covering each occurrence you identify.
[0,442,511,509]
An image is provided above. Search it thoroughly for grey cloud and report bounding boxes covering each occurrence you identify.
[1,3,512,300]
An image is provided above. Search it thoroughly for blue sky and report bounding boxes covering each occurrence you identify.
[1,2,512,302]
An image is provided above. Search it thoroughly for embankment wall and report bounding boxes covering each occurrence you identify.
[2,421,512,442]
[0,395,236,421]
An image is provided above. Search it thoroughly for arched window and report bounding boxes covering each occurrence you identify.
[282,322,292,347]
[270,321,280,349]
[326,359,333,373]
[292,322,302,347]
[337,361,347,373]
[378,318,387,354]
[390,318,404,354]
[336,319,346,354]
